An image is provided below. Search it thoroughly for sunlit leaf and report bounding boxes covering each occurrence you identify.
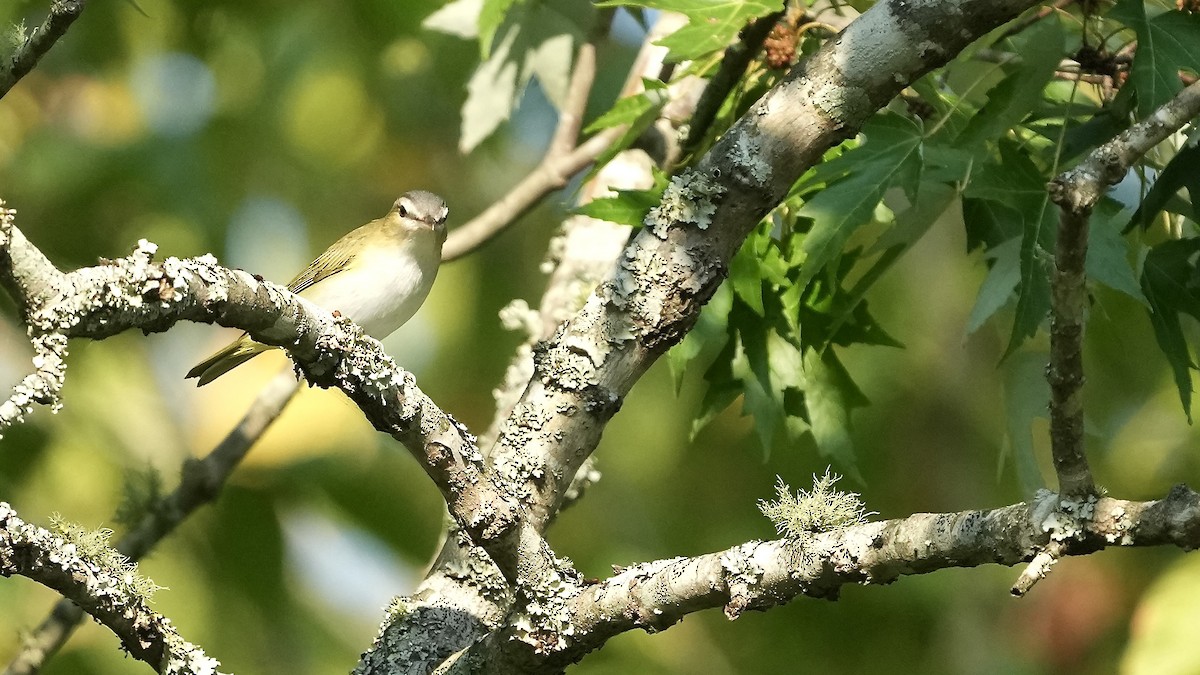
[459,0,594,152]
[599,0,778,62]
[423,0,483,39]
[584,79,668,133]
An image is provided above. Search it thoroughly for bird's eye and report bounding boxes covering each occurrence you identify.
[397,203,409,217]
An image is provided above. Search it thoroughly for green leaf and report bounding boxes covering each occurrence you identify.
[733,301,805,456]
[583,84,669,182]
[1130,141,1200,230]
[1141,237,1200,421]
[573,183,665,228]
[999,351,1050,492]
[669,281,733,392]
[1089,200,1148,305]
[479,0,522,56]
[962,195,1022,253]
[1108,0,1200,117]
[459,0,594,152]
[797,249,903,351]
[794,112,925,290]
[691,334,740,440]
[953,18,1064,151]
[599,0,778,62]
[964,142,1057,356]
[966,237,1021,335]
[802,349,865,481]
[583,79,668,133]
[730,238,766,316]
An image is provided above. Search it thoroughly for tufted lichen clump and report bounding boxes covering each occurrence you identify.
[49,514,165,602]
[758,470,873,539]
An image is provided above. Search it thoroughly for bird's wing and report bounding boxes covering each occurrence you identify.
[286,229,364,294]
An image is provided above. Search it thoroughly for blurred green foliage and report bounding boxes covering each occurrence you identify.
[1,1,1200,674]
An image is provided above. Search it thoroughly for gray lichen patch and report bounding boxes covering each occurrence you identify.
[643,170,727,238]
[1037,491,1099,542]
[725,133,772,189]
[720,542,767,620]
[510,553,584,655]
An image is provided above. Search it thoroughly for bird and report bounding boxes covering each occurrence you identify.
[186,190,449,386]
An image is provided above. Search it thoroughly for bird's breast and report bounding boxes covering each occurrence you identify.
[299,241,439,338]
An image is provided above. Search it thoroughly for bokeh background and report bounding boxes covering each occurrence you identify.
[1,1,1199,673]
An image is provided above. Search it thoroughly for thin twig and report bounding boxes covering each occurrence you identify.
[3,369,300,675]
[442,40,610,262]
[999,0,1075,42]
[1047,204,1095,498]
[681,11,783,158]
[1045,78,1200,499]
[0,1,89,99]
[441,127,621,261]
[549,40,598,159]
[1011,540,1066,596]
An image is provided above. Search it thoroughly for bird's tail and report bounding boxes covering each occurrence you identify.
[185,335,272,386]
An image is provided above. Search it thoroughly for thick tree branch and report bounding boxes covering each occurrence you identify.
[0,502,222,674]
[5,368,300,675]
[0,214,542,579]
[0,1,88,99]
[360,18,691,673]
[490,0,1049,537]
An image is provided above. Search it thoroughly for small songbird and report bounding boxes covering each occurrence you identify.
[186,190,449,386]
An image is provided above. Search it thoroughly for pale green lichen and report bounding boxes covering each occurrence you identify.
[758,470,872,539]
[49,514,164,602]
[6,21,28,51]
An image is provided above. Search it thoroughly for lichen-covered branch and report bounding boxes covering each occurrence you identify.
[0,1,89,99]
[0,214,532,575]
[1044,78,1200,500]
[360,17,690,673]
[548,487,1200,667]
[490,0,1047,537]
[4,369,300,675]
[0,502,222,674]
